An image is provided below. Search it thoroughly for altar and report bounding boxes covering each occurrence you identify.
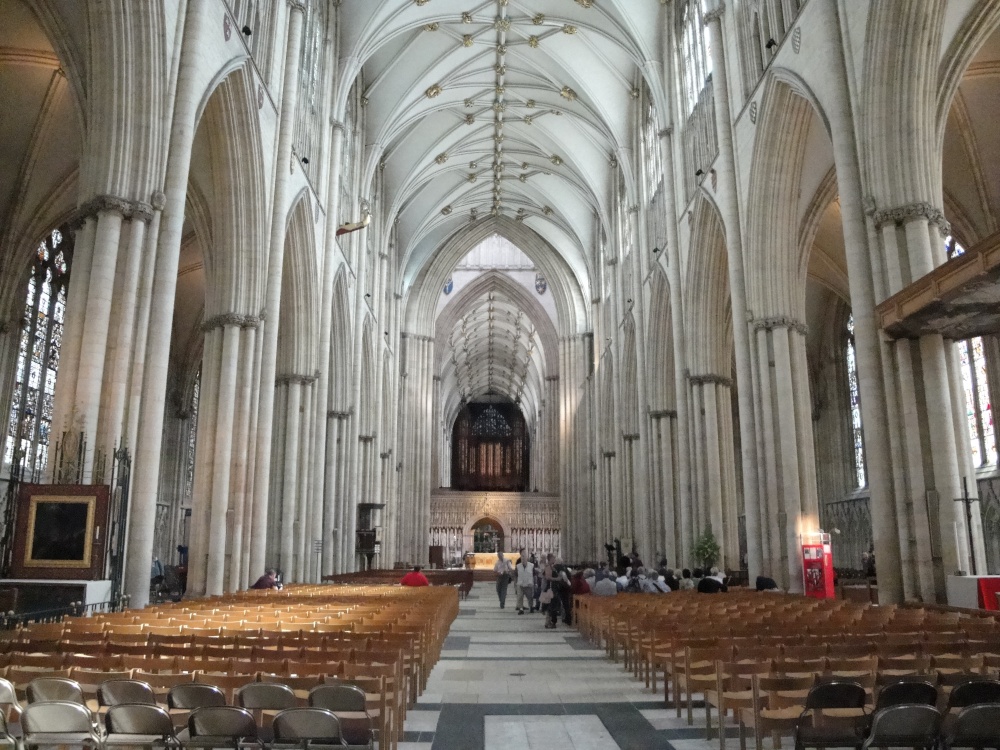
[464,552,505,570]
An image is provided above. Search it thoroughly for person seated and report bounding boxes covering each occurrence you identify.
[615,567,631,591]
[755,575,779,591]
[570,570,591,595]
[251,568,282,590]
[400,565,430,587]
[592,574,618,597]
[653,569,672,592]
[663,567,679,591]
[583,567,596,590]
[638,569,661,593]
[677,568,696,590]
[697,568,728,593]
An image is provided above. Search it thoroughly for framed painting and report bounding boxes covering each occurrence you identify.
[9,484,110,580]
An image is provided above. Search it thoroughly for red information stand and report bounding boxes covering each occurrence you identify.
[801,532,834,599]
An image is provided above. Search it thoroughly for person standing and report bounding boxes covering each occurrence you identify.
[493,551,513,609]
[514,548,534,614]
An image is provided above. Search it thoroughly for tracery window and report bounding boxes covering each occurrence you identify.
[679,0,713,115]
[642,99,663,200]
[846,315,866,488]
[183,374,201,505]
[3,228,72,478]
[958,336,996,468]
[294,0,328,177]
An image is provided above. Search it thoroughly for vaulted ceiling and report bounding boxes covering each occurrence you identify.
[338,0,665,293]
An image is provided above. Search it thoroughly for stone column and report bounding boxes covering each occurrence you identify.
[124,193,164,456]
[73,201,126,476]
[279,376,303,577]
[227,321,258,591]
[97,206,150,459]
[818,0,902,603]
[248,0,307,579]
[187,323,221,597]
[747,319,818,591]
[124,0,210,606]
[703,1,764,581]
[205,321,241,595]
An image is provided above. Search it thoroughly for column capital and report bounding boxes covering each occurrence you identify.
[330,119,346,132]
[358,434,376,443]
[276,372,317,386]
[72,194,155,226]
[658,127,673,139]
[201,312,261,331]
[688,373,734,388]
[622,433,640,442]
[328,409,353,419]
[870,201,951,236]
[287,0,307,12]
[648,409,677,419]
[750,316,808,336]
[703,2,726,25]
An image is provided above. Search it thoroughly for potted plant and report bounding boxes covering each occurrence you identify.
[693,527,721,570]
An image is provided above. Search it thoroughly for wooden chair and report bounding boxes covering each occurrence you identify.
[739,674,815,750]
[706,658,774,750]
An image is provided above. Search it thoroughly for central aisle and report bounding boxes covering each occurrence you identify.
[399,588,713,750]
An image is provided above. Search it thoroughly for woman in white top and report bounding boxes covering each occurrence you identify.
[514,548,535,614]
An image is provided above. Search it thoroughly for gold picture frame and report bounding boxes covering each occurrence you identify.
[23,494,96,569]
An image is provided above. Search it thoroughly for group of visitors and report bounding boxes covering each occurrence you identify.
[493,549,580,628]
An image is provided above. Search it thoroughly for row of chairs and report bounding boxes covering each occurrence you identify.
[0,675,377,748]
[748,677,1000,750]
[10,703,370,750]
[4,584,460,750]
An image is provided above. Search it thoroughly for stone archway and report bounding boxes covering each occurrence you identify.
[470,516,505,553]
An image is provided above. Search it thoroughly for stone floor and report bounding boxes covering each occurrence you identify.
[399,588,744,750]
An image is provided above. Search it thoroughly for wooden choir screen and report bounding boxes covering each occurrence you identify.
[451,402,529,491]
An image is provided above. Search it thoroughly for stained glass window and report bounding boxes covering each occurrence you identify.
[958,337,996,468]
[4,228,72,478]
[846,315,866,488]
[945,234,966,260]
[183,374,201,505]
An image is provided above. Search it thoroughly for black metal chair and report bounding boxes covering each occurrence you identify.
[236,682,298,742]
[873,679,938,711]
[167,682,227,739]
[21,701,102,750]
[794,679,869,750]
[941,702,1000,749]
[309,684,374,749]
[948,679,1000,711]
[99,679,158,707]
[26,677,85,705]
[104,703,180,748]
[186,706,262,749]
[861,704,942,750]
[272,707,345,749]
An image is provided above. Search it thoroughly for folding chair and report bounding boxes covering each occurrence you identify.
[271,707,344,749]
[104,703,180,748]
[21,701,102,750]
[186,706,262,749]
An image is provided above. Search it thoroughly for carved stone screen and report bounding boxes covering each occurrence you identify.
[451,402,529,491]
